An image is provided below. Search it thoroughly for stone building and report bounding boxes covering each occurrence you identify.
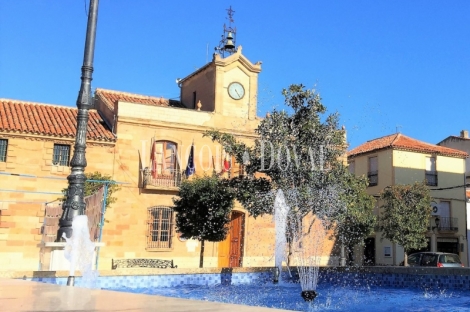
[0,49,286,271]
[0,99,115,270]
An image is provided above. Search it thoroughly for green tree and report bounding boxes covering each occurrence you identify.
[173,174,235,268]
[334,165,376,265]
[379,182,431,266]
[205,84,347,219]
[205,84,378,265]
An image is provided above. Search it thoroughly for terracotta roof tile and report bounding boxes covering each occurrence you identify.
[95,88,178,110]
[348,133,468,158]
[0,99,115,142]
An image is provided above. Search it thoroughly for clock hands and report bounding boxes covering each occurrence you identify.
[235,89,241,98]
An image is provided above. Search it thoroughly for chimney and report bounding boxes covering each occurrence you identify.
[460,130,469,138]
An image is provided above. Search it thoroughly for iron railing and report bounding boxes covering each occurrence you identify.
[425,170,438,186]
[367,170,378,186]
[42,187,104,243]
[144,168,182,188]
[435,217,458,231]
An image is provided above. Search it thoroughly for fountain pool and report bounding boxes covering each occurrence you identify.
[27,267,470,312]
[108,281,470,312]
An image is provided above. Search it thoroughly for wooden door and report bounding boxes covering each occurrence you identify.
[217,231,230,268]
[229,211,244,267]
[218,211,245,268]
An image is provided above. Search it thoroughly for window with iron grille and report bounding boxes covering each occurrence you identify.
[0,139,7,162]
[147,206,174,249]
[52,144,70,166]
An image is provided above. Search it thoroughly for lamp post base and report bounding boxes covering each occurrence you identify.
[66,276,75,286]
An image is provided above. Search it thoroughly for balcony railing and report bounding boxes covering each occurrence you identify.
[425,170,438,186]
[144,168,182,189]
[368,171,378,186]
[429,217,458,232]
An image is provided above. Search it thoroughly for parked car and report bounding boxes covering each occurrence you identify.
[401,252,464,268]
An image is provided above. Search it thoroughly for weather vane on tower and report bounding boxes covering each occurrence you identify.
[215,6,237,57]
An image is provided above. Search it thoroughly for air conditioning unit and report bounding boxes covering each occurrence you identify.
[431,202,440,216]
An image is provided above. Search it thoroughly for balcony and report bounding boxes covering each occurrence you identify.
[425,170,438,186]
[367,171,378,186]
[429,217,458,232]
[144,168,182,190]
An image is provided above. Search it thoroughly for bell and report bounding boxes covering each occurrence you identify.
[224,39,235,49]
[224,31,235,49]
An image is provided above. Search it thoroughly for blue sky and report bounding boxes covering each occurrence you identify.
[1,1,469,149]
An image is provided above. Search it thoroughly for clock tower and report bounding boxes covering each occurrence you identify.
[178,9,261,121]
[178,47,261,121]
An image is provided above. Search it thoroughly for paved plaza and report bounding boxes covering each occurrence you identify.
[0,278,293,312]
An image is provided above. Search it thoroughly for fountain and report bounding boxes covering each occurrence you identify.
[271,183,345,302]
[273,189,290,283]
[63,215,99,287]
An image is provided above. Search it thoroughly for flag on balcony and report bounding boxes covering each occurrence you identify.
[221,152,231,173]
[185,143,195,177]
[150,138,157,179]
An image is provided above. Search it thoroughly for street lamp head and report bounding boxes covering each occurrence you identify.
[434,216,440,228]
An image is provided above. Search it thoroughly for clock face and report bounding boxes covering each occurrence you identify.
[228,82,245,100]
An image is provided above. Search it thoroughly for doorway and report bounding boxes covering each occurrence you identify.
[363,237,375,266]
[437,237,459,254]
[218,211,245,267]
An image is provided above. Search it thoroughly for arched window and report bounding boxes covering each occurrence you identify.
[151,141,178,176]
[146,140,181,187]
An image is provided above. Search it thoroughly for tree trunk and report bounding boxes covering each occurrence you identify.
[404,252,408,266]
[287,240,293,266]
[199,240,205,268]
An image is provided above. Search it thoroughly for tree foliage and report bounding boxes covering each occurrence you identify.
[204,84,378,258]
[173,174,235,242]
[333,165,376,259]
[61,171,120,209]
[205,84,347,219]
[379,182,431,256]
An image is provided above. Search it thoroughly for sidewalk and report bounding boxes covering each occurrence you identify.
[0,278,294,312]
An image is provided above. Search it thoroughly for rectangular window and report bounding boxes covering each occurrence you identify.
[52,144,70,166]
[147,206,174,249]
[384,246,392,257]
[368,156,378,186]
[348,161,355,174]
[0,139,7,162]
[425,156,437,186]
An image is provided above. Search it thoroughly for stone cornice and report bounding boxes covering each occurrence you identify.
[213,46,262,73]
[117,118,259,140]
[0,131,115,147]
[179,46,262,84]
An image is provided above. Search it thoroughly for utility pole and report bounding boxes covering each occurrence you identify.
[57,0,99,241]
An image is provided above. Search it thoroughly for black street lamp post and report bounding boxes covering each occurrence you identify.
[57,0,99,241]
